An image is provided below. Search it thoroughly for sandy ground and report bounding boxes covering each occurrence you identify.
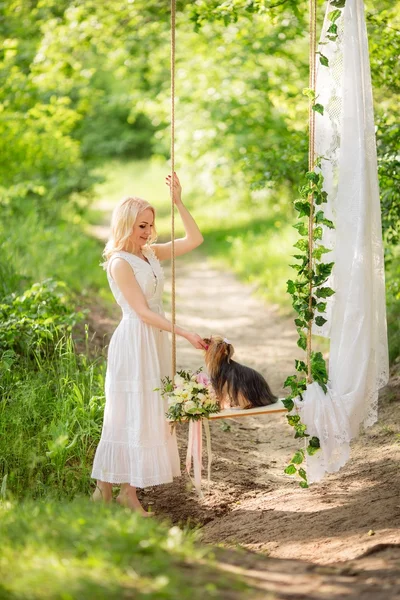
[88,238,400,598]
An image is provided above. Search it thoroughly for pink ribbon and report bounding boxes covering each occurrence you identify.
[185,419,213,497]
[186,420,203,498]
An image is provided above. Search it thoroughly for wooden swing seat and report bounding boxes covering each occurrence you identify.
[208,399,287,420]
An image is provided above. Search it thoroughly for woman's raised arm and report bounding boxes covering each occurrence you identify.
[152,172,203,261]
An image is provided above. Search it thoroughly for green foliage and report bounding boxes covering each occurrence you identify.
[0,500,253,599]
[0,279,85,356]
[0,335,106,499]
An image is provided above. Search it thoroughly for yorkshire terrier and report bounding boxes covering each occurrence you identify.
[203,336,277,410]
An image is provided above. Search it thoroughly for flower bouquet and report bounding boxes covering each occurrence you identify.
[159,369,220,423]
[158,368,220,497]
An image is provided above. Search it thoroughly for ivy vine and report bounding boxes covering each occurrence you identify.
[283,0,346,487]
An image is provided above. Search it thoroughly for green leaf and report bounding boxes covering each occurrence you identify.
[306,445,320,456]
[293,222,308,236]
[316,287,335,298]
[302,87,316,100]
[322,218,335,229]
[299,480,309,489]
[330,0,346,8]
[305,171,320,184]
[316,302,327,312]
[293,238,309,252]
[294,318,306,328]
[328,9,342,23]
[327,23,338,35]
[282,398,294,411]
[284,464,297,475]
[309,436,321,449]
[304,309,314,322]
[313,226,323,240]
[297,335,307,351]
[294,201,311,217]
[298,467,308,481]
[316,262,334,279]
[319,54,329,67]
[313,103,324,115]
[291,450,305,465]
[295,359,307,373]
[287,414,300,426]
[315,316,327,327]
[312,246,331,260]
[294,423,309,438]
[286,280,296,294]
[284,375,297,389]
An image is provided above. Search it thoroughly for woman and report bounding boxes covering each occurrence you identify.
[91,172,207,515]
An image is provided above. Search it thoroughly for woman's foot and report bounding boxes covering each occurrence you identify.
[91,482,113,503]
[116,487,153,517]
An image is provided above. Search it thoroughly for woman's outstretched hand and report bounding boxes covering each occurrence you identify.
[185,332,209,350]
[165,172,182,205]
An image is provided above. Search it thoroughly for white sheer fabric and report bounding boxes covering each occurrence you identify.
[294,0,389,483]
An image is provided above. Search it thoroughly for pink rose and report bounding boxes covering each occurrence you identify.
[196,372,210,386]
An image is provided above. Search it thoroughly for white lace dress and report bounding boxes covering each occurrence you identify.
[91,246,181,488]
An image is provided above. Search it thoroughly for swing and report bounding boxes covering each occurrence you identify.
[167,0,389,491]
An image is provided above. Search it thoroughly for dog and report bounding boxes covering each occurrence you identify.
[203,336,277,410]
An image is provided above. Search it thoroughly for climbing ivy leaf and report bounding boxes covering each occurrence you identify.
[315,287,335,298]
[313,103,324,115]
[294,238,309,252]
[315,316,327,327]
[295,359,307,373]
[294,201,311,217]
[287,414,301,426]
[284,464,297,475]
[302,87,316,100]
[319,54,329,67]
[282,398,294,412]
[291,450,305,465]
[312,245,331,260]
[298,468,308,481]
[313,226,323,240]
[293,222,308,236]
[328,9,342,22]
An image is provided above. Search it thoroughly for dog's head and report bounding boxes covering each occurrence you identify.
[203,336,234,373]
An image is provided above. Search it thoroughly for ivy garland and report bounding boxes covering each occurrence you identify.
[282,0,346,487]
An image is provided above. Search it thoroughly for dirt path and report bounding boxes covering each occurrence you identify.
[89,224,400,597]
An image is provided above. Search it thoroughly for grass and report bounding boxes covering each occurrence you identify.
[0,334,106,500]
[0,499,256,600]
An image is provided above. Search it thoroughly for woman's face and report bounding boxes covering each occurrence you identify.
[131,207,154,250]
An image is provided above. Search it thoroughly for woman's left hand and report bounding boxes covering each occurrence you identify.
[165,172,182,205]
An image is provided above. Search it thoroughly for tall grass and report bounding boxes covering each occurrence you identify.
[0,333,105,500]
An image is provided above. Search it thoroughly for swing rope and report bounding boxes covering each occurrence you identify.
[307,0,317,383]
[171,0,177,378]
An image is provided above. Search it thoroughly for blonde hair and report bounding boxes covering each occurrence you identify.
[102,196,157,266]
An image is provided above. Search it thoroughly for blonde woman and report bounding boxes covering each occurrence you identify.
[91,172,207,515]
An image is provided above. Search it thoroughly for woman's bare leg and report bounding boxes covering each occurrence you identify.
[116,484,152,516]
[91,480,113,503]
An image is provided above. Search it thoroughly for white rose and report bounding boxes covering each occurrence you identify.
[184,400,197,412]
[197,392,206,402]
[174,374,185,387]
